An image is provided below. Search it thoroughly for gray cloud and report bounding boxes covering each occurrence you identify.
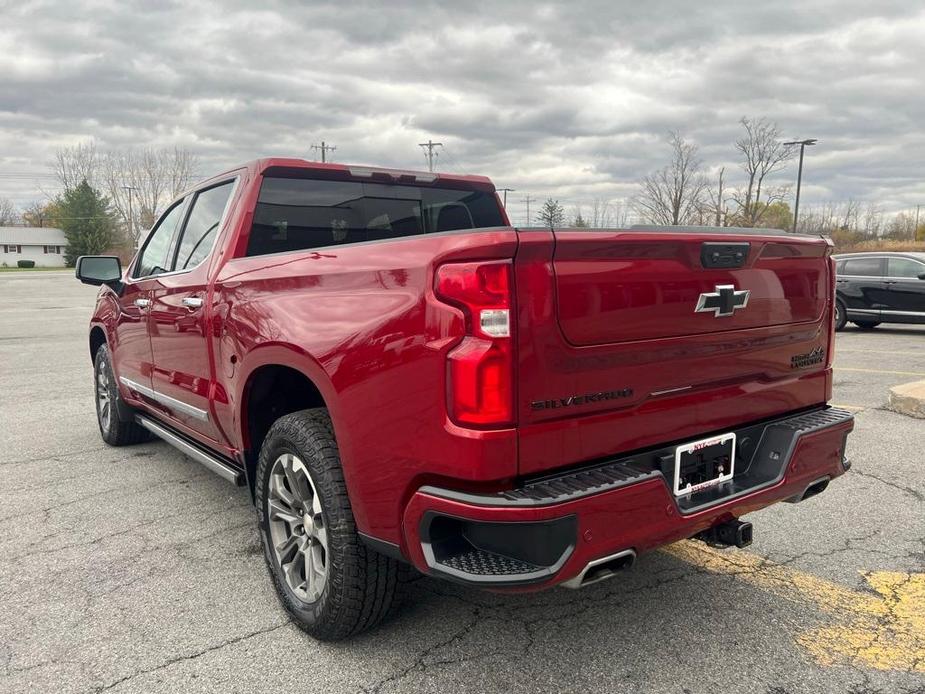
[1,0,924,223]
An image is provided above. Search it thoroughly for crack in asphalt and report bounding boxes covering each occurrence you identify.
[850,469,925,503]
[91,622,290,693]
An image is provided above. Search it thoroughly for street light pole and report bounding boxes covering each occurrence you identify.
[783,138,817,233]
[121,185,139,249]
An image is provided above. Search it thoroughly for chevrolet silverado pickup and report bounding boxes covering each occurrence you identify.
[76,158,854,640]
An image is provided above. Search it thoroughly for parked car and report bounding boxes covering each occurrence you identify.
[75,159,854,640]
[833,252,925,331]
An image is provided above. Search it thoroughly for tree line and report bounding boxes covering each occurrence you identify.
[530,117,923,244]
[0,143,198,266]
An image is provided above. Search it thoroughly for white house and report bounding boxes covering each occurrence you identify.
[0,227,69,267]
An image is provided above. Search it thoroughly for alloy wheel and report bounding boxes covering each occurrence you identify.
[267,453,328,603]
[96,364,111,432]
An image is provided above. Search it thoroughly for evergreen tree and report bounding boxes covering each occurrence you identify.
[57,180,117,266]
[536,198,566,227]
[573,213,589,228]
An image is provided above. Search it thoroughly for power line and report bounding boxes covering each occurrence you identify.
[418,140,443,172]
[310,141,336,163]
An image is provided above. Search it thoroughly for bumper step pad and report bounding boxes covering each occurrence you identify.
[440,548,542,576]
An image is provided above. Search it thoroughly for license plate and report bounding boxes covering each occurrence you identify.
[673,433,736,496]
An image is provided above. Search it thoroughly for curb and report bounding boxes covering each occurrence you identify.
[888,379,925,419]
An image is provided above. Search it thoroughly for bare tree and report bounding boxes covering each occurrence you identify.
[0,197,18,225]
[632,131,708,225]
[588,198,615,227]
[54,144,200,247]
[167,146,198,198]
[861,203,885,238]
[885,211,917,241]
[730,117,794,227]
[836,199,861,232]
[53,141,99,190]
[703,167,730,226]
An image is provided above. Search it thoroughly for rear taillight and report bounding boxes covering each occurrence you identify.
[435,261,514,427]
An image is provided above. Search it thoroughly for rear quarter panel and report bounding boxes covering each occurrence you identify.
[213,230,519,542]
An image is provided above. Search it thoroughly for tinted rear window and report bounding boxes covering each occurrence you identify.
[842,257,883,277]
[246,177,504,257]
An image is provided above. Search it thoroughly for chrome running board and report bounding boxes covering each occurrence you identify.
[136,415,244,486]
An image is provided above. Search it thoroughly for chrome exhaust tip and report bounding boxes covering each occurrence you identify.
[561,549,636,589]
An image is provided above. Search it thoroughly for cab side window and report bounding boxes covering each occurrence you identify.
[887,257,925,279]
[173,181,235,271]
[134,200,186,278]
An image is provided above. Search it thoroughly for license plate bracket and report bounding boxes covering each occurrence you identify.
[673,433,736,497]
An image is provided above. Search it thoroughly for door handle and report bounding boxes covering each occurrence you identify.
[182,296,204,309]
[134,298,151,309]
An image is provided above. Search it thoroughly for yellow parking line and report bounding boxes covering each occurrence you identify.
[665,541,925,673]
[834,367,925,377]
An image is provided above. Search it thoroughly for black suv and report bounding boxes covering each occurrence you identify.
[833,252,925,331]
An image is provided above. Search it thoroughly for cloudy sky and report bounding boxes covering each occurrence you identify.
[2,0,924,223]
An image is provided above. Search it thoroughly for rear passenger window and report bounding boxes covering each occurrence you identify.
[887,257,925,278]
[173,181,235,271]
[246,177,504,257]
[842,258,883,277]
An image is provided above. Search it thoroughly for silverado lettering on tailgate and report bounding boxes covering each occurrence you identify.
[531,388,633,411]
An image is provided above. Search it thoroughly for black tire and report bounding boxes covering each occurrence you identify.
[255,408,408,641]
[93,345,150,446]
[853,321,880,330]
[834,299,847,332]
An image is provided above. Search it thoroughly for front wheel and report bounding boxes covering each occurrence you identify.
[255,408,407,640]
[93,345,150,446]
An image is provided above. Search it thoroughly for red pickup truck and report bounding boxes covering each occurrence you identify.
[77,158,854,640]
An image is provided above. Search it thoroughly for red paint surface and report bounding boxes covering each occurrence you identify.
[402,420,853,590]
[90,158,845,568]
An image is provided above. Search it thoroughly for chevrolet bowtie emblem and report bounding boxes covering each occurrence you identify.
[695,285,750,317]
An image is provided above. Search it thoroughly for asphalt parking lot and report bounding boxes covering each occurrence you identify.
[1,272,923,694]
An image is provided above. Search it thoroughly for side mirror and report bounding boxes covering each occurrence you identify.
[918,272,925,280]
[76,256,122,287]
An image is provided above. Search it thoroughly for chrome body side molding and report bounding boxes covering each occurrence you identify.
[119,376,209,422]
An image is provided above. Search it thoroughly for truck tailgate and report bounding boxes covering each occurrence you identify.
[514,229,835,477]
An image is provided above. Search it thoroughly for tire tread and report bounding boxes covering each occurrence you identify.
[256,408,407,640]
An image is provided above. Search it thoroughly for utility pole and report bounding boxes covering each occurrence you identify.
[523,195,534,226]
[311,141,336,163]
[915,204,921,237]
[783,138,817,233]
[122,185,139,248]
[418,140,443,172]
[498,188,515,207]
[715,168,724,227]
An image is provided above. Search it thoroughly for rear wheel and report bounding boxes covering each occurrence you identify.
[255,408,408,640]
[834,299,847,332]
[93,345,149,446]
[853,320,880,330]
